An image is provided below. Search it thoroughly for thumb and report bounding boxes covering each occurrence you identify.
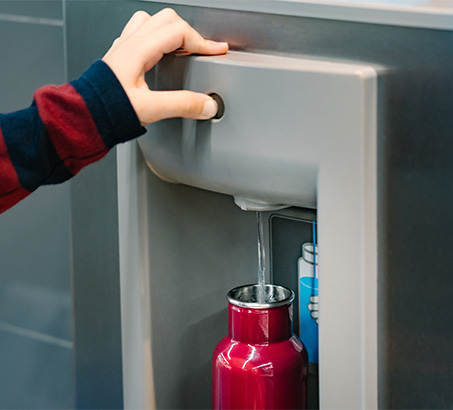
[138,90,219,124]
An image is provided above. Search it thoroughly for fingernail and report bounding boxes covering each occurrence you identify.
[201,98,218,119]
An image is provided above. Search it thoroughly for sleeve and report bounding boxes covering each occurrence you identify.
[0,60,146,214]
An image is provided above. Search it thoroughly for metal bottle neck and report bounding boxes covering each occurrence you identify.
[226,284,294,343]
[228,303,293,343]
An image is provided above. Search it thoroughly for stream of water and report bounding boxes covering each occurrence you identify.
[256,211,266,303]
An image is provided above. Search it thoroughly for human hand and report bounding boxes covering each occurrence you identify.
[102,9,229,125]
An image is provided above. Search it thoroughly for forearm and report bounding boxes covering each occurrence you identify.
[0,60,146,213]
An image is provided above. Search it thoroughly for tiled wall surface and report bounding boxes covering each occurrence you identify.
[0,1,73,408]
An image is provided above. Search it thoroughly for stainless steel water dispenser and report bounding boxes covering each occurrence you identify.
[123,50,378,409]
[66,1,453,409]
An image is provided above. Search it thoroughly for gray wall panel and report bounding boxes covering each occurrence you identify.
[0,329,72,409]
[0,21,64,111]
[0,0,62,20]
[0,1,72,408]
[71,150,124,409]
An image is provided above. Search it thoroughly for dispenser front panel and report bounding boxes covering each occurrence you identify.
[140,51,375,210]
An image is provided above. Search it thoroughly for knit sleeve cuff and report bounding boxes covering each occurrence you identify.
[70,60,146,149]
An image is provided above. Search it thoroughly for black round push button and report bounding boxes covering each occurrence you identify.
[208,93,225,120]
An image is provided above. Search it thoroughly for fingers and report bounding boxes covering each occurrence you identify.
[103,8,229,126]
[119,10,151,39]
[126,10,228,71]
[136,90,219,124]
[152,20,228,56]
[121,9,181,40]
[113,9,228,72]
[140,21,228,72]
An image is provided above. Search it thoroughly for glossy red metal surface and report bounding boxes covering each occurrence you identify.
[212,302,308,409]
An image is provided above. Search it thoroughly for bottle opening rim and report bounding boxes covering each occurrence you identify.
[227,284,294,309]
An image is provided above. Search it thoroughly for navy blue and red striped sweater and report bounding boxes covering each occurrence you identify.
[0,60,146,214]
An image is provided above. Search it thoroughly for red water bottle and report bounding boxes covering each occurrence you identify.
[212,284,308,409]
